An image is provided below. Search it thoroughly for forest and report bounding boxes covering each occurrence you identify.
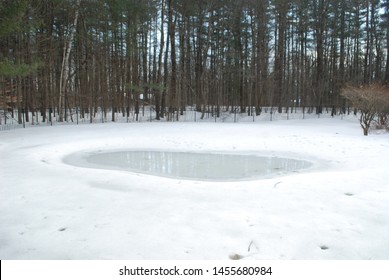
[1,0,389,124]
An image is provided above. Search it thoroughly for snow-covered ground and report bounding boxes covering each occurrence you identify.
[1,117,389,260]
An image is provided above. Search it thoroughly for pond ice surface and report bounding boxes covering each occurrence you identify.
[64,150,313,181]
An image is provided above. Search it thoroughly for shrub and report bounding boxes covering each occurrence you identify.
[341,84,389,135]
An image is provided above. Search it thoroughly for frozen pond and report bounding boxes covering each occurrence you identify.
[64,150,313,181]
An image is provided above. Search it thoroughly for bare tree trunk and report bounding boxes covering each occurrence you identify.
[59,0,80,122]
[155,0,165,120]
[167,0,177,120]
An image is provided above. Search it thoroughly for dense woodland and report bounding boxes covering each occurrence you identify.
[1,0,389,124]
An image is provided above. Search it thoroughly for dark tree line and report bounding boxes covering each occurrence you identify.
[2,0,389,123]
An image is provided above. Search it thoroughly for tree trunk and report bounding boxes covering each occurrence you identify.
[59,0,80,122]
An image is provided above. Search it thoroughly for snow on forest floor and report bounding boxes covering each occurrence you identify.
[0,117,389,260]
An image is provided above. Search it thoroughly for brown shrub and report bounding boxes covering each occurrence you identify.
[341,84,389,135]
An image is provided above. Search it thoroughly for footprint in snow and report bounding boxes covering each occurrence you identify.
[229,253,244,260]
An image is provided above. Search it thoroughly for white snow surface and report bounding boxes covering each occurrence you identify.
[1,118,389,260]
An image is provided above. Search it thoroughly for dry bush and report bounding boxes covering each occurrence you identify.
[376,112,389,130]
[341,84,389,135]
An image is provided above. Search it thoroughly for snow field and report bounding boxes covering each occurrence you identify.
[0,118,388,259]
